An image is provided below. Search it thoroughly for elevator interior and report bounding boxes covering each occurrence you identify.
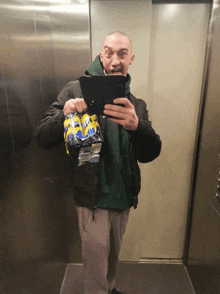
[0,0,219,293]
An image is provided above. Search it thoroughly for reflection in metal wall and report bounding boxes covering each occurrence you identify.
[186,0,220,292]
[0,0,90,272]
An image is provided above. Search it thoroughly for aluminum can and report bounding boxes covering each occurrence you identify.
[81,113,96,139]
[64,112,84,148]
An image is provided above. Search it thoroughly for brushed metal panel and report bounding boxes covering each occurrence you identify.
[200,0,220,214]
[0,0,43,128]
[0,0,90,266]
[187,205,220,294]
[186,0,220,292]
[186,0,220,256]
[49,0,91,90]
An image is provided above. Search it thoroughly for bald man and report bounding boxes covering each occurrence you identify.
[35,32,161,294]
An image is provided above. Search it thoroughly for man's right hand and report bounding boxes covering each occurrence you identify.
[63,98,88,116]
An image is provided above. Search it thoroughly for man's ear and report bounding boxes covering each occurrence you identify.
[99,52,103,62]
[129,54,135,65]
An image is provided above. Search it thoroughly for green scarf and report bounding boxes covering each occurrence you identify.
[85,56,135,210]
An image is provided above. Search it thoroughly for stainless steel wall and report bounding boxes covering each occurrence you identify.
[186,0,220,292]
[0,0,90,267]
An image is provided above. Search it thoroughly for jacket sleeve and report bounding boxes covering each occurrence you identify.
[35,81,81,149]
[127,98,162,163]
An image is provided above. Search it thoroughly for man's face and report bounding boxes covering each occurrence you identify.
[100,34,135,76]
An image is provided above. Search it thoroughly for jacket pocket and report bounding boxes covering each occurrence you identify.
[71,162,101,209]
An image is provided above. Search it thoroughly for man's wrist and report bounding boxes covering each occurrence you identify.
[125,118,139,132]
[133,118,139,131]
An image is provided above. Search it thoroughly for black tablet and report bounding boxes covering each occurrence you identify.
[79,75,126,115]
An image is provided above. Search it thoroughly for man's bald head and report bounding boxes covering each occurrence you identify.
[103,32,133,52]
[100,32,135,76]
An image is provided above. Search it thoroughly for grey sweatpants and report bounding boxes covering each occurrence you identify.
[77,207,130,294]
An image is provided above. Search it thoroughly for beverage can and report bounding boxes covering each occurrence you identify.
[81,113,96,139]
[64,112,84,148]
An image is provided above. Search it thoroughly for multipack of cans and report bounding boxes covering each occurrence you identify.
[64,112,103,165]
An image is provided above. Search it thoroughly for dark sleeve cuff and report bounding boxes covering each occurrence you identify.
[127,119,145,141]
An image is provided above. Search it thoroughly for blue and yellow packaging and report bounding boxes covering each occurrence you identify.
[64,112,84,152]
[64,112,103,156]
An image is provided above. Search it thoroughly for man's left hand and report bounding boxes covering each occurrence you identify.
[104,98,139,131]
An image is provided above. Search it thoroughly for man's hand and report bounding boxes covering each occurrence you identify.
[63,98,87,116]
[104,98,139,131]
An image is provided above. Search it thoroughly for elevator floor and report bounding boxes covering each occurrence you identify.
[60,262,195,294]
[0,260,67,294]
[1,260,195,294]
